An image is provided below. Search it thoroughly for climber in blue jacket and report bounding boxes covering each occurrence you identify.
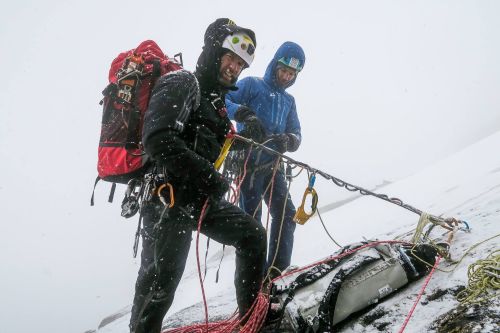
[226,41,305,277]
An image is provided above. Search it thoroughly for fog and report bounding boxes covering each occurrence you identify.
[0,1,499,332]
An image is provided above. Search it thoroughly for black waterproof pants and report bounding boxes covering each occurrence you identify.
[129,198,267,333]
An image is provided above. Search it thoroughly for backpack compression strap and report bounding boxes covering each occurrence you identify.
[90,176,116,206]
[314,255,379,332]
[125,59,163,151]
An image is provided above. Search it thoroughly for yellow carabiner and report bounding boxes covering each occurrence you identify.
[214,137,234,171]
[157,183,175,208]
[293,187,318,225]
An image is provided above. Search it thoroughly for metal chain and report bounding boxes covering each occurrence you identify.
[232,134,446,224]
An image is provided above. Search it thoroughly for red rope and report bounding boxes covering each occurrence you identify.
[164,240,413,333]
[195,199,211,331]
[271,240,412,284]
[397,255,441,333]
[232,146,253,204]
[239,292,270,332]
[228,184,237,203]
[162,293,269,333]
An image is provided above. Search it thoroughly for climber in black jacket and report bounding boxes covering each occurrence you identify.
[129,18,267,333]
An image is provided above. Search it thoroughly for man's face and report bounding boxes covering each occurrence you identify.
[218,51,246,87]
[276,66,298,88]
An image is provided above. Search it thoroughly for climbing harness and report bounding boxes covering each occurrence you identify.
[293,173,318,225]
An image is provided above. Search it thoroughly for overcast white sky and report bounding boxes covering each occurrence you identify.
[1,1,499,333]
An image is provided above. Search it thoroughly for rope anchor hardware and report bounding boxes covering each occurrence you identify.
[294,173,318,225]
[121,179,143,218]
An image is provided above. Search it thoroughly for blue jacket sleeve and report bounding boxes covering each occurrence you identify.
[226,77,252,120]
[285,98,302,152]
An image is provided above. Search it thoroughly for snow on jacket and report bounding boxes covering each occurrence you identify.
[142,19,256,203]
[226,41,305,164]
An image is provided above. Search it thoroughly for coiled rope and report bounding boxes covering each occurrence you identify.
[457,250,500,305]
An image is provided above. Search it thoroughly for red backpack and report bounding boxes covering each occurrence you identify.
[91,40,182,205]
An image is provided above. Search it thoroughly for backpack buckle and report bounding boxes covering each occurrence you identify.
[211,96,228,117]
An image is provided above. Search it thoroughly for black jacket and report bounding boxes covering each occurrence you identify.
[142,69,231,202]
[142,19,256,204]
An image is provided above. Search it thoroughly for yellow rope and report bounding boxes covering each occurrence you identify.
[457,250,500,305]
[411,212,433,244]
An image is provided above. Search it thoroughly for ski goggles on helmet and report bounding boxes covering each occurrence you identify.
[278,56,303,72]
[222,32,255,67]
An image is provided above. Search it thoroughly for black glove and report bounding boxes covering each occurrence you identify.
[199,170,230,203]
[234,106,256,122]
[240,117,265,143]
[269,133,300,153]
[235,107,265,143]
[269,134,290,153]
[286,133,300,152]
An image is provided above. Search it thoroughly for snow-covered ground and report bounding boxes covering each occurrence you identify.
[95,131,500,333]
[2,3,500,333]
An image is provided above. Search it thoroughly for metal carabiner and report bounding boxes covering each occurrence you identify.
[293,186,318,225]
[157,182,175,208]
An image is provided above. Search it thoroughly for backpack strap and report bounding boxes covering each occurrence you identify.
[124,59,163,151]
[90,176,100,206]
[90,176,116,206]
[316,255,379,332]
[108,182,117,203]
[151,58,161,78]
[125,108,142,151]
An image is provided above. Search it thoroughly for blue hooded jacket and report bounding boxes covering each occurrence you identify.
[226,41,305,165]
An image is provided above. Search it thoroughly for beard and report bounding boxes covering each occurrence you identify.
[218,74,238,87]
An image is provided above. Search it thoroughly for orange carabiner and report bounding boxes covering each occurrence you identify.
[157,183,175,208]
[293,187,318,225]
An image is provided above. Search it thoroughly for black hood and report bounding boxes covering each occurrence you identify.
[195,18,256,94]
